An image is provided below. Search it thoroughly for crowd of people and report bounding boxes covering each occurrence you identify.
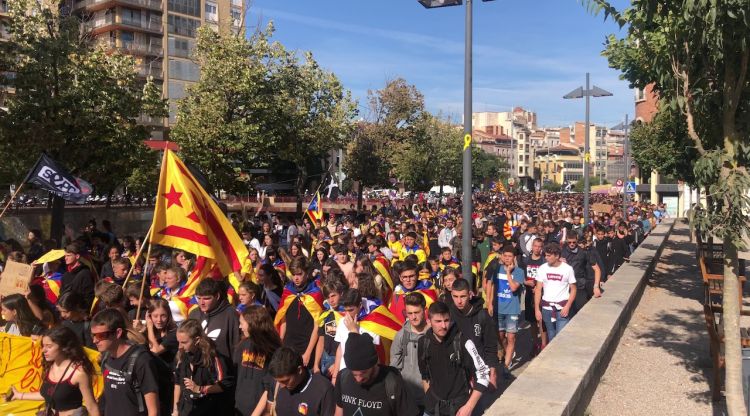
[0,191,669,416]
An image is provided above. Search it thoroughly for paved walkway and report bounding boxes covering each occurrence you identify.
[587,221,727,416]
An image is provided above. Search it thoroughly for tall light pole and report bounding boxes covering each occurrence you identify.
[563,73,612,227]
[419,0,495,287]
[613,115,631,219]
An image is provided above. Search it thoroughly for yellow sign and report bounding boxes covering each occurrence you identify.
[584,152,591,162]
[463,134,472,151]
[0,333,103,415]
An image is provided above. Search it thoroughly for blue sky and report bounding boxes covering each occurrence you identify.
[247,0,633,128]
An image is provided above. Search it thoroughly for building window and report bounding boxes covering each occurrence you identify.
[121,31,135,44]
[168,35,194,58]
[231,7,242,26]
[205,2,218,22]
[168,58,199,81]
[121,8,141,25]
[168,0,200,17]
[168,14,200,37]
[635,88,646,102]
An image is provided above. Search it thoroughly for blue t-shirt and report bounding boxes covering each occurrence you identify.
[494,266,524,315]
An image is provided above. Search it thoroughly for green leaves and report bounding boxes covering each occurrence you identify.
[0,0,167,195]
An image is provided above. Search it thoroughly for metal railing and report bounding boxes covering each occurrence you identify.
[87,14,163,33]
[73,0,162,11]
[136,64,163,78]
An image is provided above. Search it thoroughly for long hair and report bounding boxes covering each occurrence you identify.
[175,319,215,369]
[42,326,96,380]
[259,263,283,289]
[355,272,380,300]
[147,298,176,333]
[240,306,281,362]
[1,294,42,336]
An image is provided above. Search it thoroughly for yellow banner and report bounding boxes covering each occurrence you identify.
[0,333,102,415]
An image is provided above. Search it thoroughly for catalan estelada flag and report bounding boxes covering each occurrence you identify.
[358,298,402,341]
[372,255,393,289]
[306,192,323,225]
[274,279,325,327]
[150,150,248,278]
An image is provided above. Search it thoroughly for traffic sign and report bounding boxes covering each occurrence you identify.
[615,179,623,187]
[625,181,636,194]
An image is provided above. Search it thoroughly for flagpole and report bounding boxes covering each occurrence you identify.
[135,239,154,322]
[301,163,335,226]
[122,225,154,288]
[0,182,24,219]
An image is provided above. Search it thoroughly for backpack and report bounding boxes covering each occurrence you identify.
[101,344,173,414]
[418,334,463,381]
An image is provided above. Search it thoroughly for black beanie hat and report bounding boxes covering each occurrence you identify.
[344,333,378,371]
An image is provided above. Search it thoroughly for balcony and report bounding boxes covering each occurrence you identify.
[168,25,196,37]
[73,0,162,12]
[99,39,163,56]
[86,14,163,35]
[136,63,163,79]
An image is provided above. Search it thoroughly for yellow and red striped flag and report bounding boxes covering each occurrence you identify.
[150,150,248,278]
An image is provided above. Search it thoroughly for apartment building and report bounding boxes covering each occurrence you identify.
[0,0,11,112]
[472,107,537,178]
[473,127,516,176]
[69,0,244,137]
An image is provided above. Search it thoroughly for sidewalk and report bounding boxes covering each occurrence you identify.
[587,220,727,416]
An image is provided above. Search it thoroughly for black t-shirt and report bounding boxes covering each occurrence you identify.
[269,370,336,416]
[155,330,178,367]
[335,366,419,416]
[317,312,339,356]
[101,344,160,416]
[233,338,271,415]
[521,255,545,282]
[283,297,315,355]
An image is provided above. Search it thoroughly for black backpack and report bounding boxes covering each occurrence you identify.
[101,344,173,414]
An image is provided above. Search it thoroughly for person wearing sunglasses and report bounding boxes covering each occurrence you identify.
[91,308,161,416]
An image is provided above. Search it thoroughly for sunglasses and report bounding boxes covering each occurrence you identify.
[91,330,115,342]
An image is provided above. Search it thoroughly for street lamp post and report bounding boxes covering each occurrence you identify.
[563,73,612,227]
[612,115,631,220]
[622,114,630,219]
[419,0,495,287]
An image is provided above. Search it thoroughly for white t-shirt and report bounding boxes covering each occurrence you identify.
[536,262,576,304]
[333,317,380,371]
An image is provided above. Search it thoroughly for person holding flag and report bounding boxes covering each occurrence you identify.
[331,288,402,385]
[148,149,249,313]
[275,257,324,367]
[306,192,324,227]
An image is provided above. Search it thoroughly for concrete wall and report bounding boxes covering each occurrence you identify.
[486,219,676,416]
[0,207,154,243]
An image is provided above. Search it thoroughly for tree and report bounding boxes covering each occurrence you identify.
[573,176,609,193]
[472,147,510,189]
[265,46,357,214]
[344,123,391,212]
[587,1,749,413]
[170,26,276,194]
[629,105,697,185]
[0,0,167,242]
[346,78,426,202]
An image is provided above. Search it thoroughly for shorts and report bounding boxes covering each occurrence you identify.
[497,313,519,333]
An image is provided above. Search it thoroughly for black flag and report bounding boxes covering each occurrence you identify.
[23,154,93,204]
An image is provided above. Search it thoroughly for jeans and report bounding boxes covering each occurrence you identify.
[541,307,570,342]
[320,351,335,377]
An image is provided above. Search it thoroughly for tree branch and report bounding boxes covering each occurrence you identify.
[729,48,748,115]
[672,49,707,156]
